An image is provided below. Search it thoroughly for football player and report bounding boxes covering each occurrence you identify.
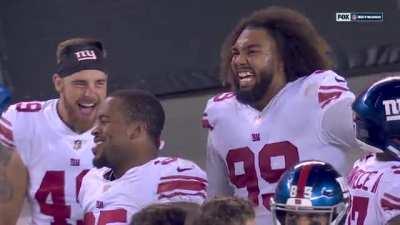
[347,77,400,225]
[79,89,207,225]
[203,6,360,225]
[0,38,108,225]
[271,160,349,225]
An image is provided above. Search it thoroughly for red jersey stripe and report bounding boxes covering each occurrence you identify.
[381,198,400,211]
[160,175,208,183]
[0,137,15,148]
[318,91,343,109]
[391,165,400,169]
[157,180,206,193]
[0,117,11,127]
[0,122,13,142]
[158,191,206,200]
[319,85,349,91]
[384,193,400,203]
[371,173,383,193]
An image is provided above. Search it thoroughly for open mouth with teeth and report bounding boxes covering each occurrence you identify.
[78,102,97,116]
[237,71,256,88]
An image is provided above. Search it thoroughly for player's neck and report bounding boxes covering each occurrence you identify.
[56,100,91,134]
[113,147,158,179]
[252,78,286,111]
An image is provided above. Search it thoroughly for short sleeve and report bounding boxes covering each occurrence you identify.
[157,159,208,205]
[314,71,360,151]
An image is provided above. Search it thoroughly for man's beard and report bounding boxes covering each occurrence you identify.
[234,70,273,105]
[93,154,110,168]
[64,98,96,131]
[92,145,115,169]
[93,145,125,170]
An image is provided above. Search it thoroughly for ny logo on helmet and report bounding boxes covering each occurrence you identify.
[382,99,400,121]
[74,50,97,61]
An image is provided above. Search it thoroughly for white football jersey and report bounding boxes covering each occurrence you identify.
[203,70,361,225]
[79,157,207,225]
[346,154,400,225]
[0,99,95,225]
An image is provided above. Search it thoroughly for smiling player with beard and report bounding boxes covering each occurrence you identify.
[79,89,207,225]
[0,38,108,225]
[202,7,361,225]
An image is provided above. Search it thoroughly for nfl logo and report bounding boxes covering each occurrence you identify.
[73,140,82,150]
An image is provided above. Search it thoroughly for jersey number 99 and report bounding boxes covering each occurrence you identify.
[226,141,299,210]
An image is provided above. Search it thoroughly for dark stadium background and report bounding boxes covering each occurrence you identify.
[1,0,399,99]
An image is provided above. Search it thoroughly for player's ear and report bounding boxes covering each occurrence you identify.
[273,47,285,81]
[274,53,284,74]
[277,60,284,74]
[127,121,147,140]
[53,74,63,92]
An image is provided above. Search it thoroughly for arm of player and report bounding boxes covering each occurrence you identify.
[321,97,359,150]
[0,146,28,225]
[157,160,207,205]
[206,134,234,198]
[316,71,360,151]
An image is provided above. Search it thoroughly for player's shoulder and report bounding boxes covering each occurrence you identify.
[3,99,54,120]
[302,70,349,93]
[363,157,400,191]
[81,167,111,192]
[0,99,55,147]
[154,157,207,203]
[84,167,108,181]
[303,70,345,83]
[353,154,374,167]
[205,92,237,111]
[386,161,400,177]
[301,70,354,109]
[79,167,108,203]
[377,161,400,202]
[154,157,206,179]
[203,92,237,129]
